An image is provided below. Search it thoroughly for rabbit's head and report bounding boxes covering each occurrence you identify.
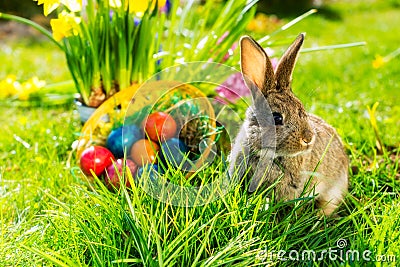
[240,34,315,157]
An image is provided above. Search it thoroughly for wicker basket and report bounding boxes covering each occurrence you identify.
[75,80,216,172]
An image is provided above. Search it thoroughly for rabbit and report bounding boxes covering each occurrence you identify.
[228,33,349,216]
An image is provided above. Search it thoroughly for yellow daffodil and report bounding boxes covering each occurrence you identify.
[109,0,166,15]
[25,76,46,90]
[50,11,82,41]
[35,0,81,16]
[373,48,400,69]
[246,13,281,33]
[18,76,46,101]
[0,76,46,101]
[109,0,122,8]
[372,55,385,69]
[62,0,82,12]
[34,0,60,16]
[0,75,19,99]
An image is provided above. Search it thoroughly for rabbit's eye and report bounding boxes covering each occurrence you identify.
[272,112,283,125]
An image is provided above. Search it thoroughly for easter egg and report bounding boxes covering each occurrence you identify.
[106,125,142,158]
[80,146,115,176]
[104,158,137,188]
[136,164,160,183]
[159,138,188,168]
[136,164,165,189]
[142,112,177,142]
[130,139,160,166]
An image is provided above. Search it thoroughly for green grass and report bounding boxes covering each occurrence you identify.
[0,39,70,83]
[1,0,400,266]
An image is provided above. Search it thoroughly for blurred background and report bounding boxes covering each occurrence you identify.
[1,0,400,137]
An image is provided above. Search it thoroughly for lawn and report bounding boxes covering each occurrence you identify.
[1,0,399,266]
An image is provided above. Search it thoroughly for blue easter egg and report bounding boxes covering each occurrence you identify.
[159,138,188,168]
[106,125,142,158]
[136,164,161,183]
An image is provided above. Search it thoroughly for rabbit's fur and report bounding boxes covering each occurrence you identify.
[229,34,348,215]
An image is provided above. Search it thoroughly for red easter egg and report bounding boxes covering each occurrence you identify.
[80,146,115,176]
[142,112,177,142]
[130,139,160,166]
[105,158,137,188]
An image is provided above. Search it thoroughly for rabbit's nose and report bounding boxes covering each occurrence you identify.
[301,129,314,145]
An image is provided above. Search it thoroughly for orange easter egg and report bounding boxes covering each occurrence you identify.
[130,139,160,166]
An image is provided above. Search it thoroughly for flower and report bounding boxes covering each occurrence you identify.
[34,0,60,16]
[50,11,82,41]
[0,76,46,101]
[372,55,385,69]
[160,0,171,14]
[3,0,258,107]
[34,0,81,16]
[0,75,19,99]
[215,72,250,103]
[246,13,281,33]
[108,0,121,8]
[61,0,82,12]
[109,0,167,15]
[62,0,82,12]
[372,48,400,69]
[18,77,46,100]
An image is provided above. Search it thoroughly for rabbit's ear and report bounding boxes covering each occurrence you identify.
[275,33,305,91]
[240,36,275,95]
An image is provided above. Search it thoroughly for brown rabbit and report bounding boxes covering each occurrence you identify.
[228,34,348,215]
